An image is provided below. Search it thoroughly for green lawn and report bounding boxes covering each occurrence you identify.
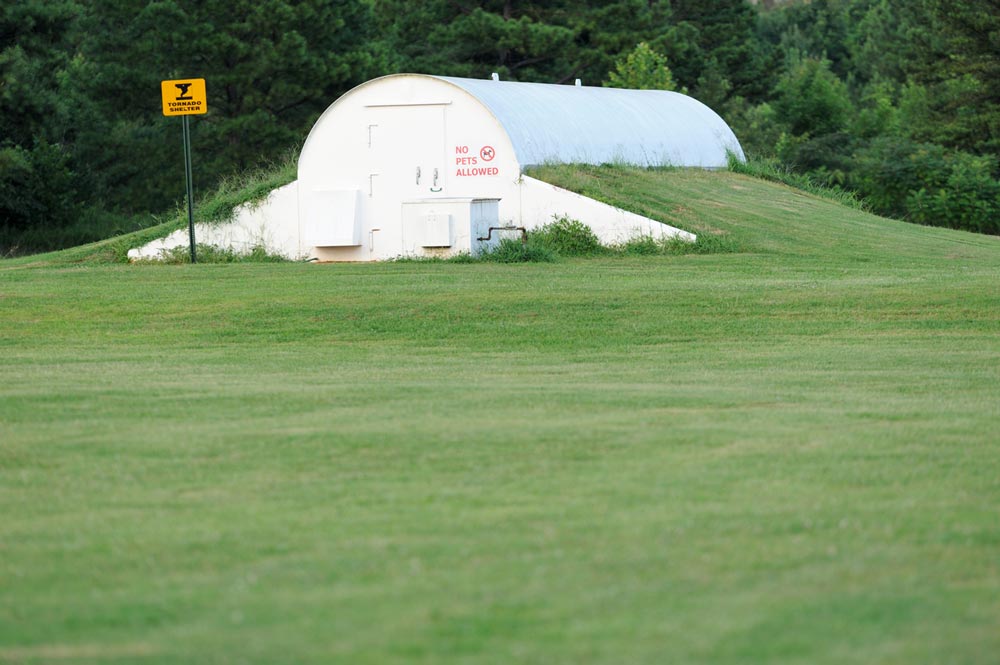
[2,168,999,664]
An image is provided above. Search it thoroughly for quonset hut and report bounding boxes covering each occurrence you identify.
[130,74,744,261]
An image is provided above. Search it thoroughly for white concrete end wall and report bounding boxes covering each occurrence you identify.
[128,174,695,261]
[128,181,303,261]
[513,175,695,244]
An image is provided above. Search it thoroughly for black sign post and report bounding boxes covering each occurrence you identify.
[161,78,207,263]
[181,115,196,263]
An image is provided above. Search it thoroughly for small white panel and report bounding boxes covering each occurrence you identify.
[421,213,452,247]
[304,190,362,246]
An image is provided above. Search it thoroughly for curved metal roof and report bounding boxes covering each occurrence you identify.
[437,75,743,168]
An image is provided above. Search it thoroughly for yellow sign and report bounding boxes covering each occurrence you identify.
[161,78,207,116]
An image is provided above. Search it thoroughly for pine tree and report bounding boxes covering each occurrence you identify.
[927,0,1000,156]
[0,1,81,241]
[70,0,382,214]
[666,0,774,101]
[605,42,679,91]
[372,0,673,85]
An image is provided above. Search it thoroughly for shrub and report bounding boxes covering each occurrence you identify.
[850,137,1000,233]
[849,137,950,218]
[531,216,606,256]
[905,159,1000,234]
[481,238,555,263]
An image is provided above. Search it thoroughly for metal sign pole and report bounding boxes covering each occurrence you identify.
[182,115,197,264]
[161,77,206,263]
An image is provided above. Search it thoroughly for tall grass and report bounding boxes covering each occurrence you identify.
[195,154,297,225]
[727,152,869,210]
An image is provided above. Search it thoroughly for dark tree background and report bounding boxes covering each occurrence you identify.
[2,0,999,253]
[2,0,382,250]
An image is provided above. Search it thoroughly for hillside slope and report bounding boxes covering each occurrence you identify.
[528,165,1000,265]
[6,165,1000,269]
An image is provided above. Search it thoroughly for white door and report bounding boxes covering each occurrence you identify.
[368,104,447,199]
[365,104,448,257]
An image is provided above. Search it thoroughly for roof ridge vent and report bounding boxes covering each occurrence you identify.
[491,72,499,82]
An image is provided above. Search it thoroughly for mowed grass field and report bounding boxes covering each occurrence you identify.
[2,167,999,663]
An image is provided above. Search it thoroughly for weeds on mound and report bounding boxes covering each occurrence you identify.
[616,233,739,256]
[132,243,288,264]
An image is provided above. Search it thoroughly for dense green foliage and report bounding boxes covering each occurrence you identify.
[74,0,377,211]
[736,0,1000,234]
[3,169,999,662]
[3,0,999,254]
[1,0,382,254]
[1,1,84,244]
[372,0,675,84]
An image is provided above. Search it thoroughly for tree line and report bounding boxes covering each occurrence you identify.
[2,0,998,253]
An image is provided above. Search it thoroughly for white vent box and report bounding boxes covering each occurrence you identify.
[421,213,452,247]
[302,189,362,246]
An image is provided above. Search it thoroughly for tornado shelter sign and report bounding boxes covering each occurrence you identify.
[161,78,207,116]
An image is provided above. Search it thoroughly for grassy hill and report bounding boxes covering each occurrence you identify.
[2,168,998,664]
[531,164,999,263]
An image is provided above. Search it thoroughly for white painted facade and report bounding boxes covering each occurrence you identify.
[131,74,744,262]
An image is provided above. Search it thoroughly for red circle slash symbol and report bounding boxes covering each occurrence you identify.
[480,146,496,161]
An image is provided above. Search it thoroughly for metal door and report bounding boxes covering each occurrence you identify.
[367,104,448,199]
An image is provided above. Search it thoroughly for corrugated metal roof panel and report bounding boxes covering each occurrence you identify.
[436,76,743,168]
